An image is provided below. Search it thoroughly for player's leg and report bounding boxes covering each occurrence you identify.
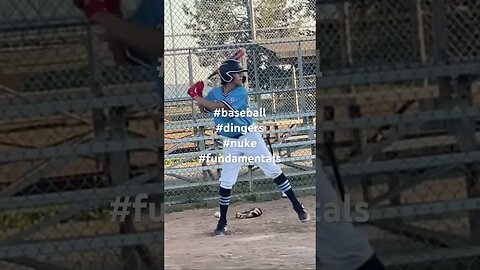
[214,146,243,236]
[244,132,309,222]
[316,165,386,270]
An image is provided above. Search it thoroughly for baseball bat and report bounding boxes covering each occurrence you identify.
[206,48,245,79]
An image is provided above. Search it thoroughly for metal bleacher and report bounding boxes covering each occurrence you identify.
[0,8,159,193]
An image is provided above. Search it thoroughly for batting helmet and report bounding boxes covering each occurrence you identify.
[218,59,247,84]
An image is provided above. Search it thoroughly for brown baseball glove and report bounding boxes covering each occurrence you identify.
[235,207,263,219]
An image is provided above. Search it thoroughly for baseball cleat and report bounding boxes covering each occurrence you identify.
[295,204,310,222]
[214,221,228,236]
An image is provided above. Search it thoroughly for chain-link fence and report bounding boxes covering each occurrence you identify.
[318,1,480,269]
[165,0,316,208]
[0,0,162,269]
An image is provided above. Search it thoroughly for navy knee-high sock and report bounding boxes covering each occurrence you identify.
[219,186,231,224]
[274,173,302,210]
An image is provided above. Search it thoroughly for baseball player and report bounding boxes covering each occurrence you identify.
[188,59,310,236]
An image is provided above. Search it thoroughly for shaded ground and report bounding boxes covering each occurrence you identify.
[165,196,316,270]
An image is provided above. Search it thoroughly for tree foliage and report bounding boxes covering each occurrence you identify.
[183,0,314,90]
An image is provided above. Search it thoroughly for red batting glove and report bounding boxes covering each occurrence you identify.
[74,0,122,19]
[188,81,204,99]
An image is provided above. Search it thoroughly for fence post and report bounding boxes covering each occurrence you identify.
[297,42,305,114]
[291,65,299,114]
[187,50,207,181]
[247,0,256,40]
[253,51,262,116]
[168,0,179,85]
[247,0,261,117]
[187,50,197,132]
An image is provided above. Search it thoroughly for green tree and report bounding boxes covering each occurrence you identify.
[182,0,314,91]
[182,0,250,67]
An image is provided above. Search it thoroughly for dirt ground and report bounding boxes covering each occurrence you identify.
[165,195,316,270]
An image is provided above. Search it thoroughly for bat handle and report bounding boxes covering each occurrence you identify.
[207,70,217,80]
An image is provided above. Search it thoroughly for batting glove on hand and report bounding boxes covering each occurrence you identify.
[74,0,122,19]
[187,81,204,99]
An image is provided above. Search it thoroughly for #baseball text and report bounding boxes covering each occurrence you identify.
[213,108,266,118]
[198,153,281,163]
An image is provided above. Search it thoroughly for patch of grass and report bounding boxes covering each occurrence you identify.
[0,210,57,230]
[164,158,183,166]
[0,208,113,230]
[165,156,202,166]
[244,193,261,202]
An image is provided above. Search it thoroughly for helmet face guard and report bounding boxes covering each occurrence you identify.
[219,59,247,84]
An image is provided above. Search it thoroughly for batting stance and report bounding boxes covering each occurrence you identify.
[188,59,310,236]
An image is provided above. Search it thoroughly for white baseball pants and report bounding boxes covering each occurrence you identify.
[219,132,282,189]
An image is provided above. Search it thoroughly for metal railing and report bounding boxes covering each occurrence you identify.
[318,1,480,269]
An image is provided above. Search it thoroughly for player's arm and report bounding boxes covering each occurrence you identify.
[92,12,163,58]
[193,96,228,111]
[197,91,209,113]
[197,104,208,113]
